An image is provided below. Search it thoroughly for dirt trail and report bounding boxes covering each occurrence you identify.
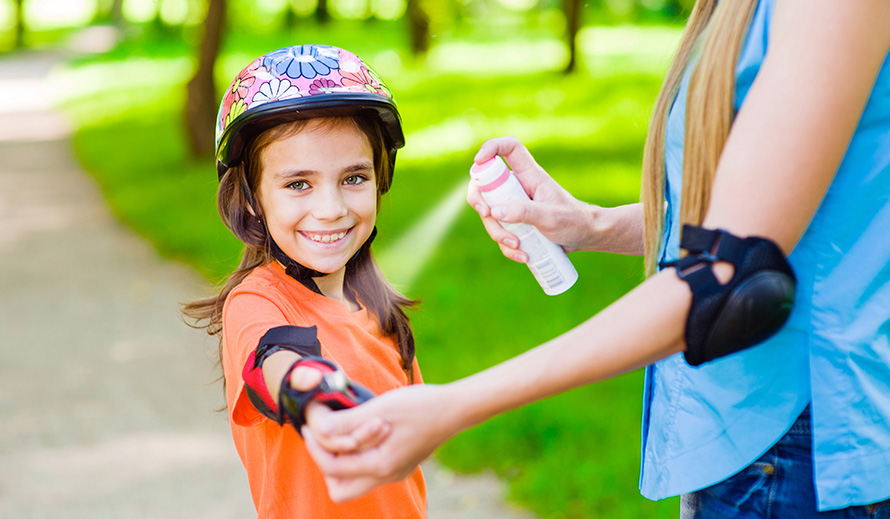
[0,42,536,519]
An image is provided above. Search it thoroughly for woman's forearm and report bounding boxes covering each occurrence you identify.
[442,267,688,433]
[582,202,645,256]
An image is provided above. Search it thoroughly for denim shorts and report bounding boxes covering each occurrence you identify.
[680,407,890,519]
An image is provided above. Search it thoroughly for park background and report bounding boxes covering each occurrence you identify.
[2,0,691,517]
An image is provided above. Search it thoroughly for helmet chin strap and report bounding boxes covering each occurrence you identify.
[267,227,377,296]
[268,238,326,294]
[240,172,377,295]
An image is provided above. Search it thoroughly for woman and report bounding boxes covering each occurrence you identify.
[301,2,890,516]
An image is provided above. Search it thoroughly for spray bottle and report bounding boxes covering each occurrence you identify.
[470,156,578,296]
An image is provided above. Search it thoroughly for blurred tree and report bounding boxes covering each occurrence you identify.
[317,0,330,25]
[283,0,298,31]
[406,0,430,57]
[185,0,226,157]
[361,0,375,21]
[93,0,125,28]
[151,0,167,33]
[563,0,582,73]
[665,0,694,17]
[13,0,26,48]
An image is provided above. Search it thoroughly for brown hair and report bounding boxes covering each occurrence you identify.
[641,0,758,276]
[183,115,418,386]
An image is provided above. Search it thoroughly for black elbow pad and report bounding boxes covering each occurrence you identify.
[665,225,796,366]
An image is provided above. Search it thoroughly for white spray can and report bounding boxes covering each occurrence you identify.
[470,156,578,296]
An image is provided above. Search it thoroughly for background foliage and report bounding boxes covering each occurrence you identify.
[5,1,689,517]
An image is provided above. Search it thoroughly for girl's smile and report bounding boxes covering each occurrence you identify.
[302,228,350,244]
[256,118,377,290]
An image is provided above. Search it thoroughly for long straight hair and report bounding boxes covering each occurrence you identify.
[183,115,418,386]
[641,0,758,276]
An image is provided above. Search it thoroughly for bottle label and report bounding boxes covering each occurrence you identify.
[532,258,564,289]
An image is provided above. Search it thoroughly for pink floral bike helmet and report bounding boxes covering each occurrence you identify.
[215,44,405,183]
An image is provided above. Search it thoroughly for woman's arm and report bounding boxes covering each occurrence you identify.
[701,0,890,246]
[305,0,890,502]
[305,269,689,501]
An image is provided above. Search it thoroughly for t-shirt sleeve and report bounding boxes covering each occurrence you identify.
[222,288,296,427]
[410,356,423,385]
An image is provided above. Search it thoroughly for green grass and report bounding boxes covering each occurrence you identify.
[59,21,681,518]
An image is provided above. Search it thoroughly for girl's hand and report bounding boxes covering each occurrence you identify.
[302,384,458,502]
[468,136,598,262]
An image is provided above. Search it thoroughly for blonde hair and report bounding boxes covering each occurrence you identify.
[641,0,758,276]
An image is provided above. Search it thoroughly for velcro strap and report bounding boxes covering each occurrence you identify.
[255,325,322,360]
[679,226,745,264]
[278,356,375,434]
[243,350,279,419]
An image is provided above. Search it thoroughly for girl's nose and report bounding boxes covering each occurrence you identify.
[311,185,349,221]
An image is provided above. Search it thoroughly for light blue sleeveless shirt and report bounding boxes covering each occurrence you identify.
[639,0,890,510]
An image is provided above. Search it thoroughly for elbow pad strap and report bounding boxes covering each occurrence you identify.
[242,326,322,421]
[279,356,376,434]
[666,225,796,366]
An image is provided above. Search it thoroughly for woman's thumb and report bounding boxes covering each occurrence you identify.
[491,199,538,225]
[312,404,357,436]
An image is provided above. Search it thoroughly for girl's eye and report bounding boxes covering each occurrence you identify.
[288,181,308,191]
[344,175,367,186]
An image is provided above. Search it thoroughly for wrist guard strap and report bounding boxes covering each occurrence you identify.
[279,356,376,434]
[242,326,322,421]
[664,225,796,366]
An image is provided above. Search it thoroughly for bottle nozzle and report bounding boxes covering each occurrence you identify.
[470,155,509,190]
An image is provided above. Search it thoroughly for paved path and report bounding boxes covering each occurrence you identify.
[0,41,537,519]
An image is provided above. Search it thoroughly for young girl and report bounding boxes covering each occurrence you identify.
[302,2,890,517]
[184,44,426,518]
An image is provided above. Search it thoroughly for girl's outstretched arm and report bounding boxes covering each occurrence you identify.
[305,0,890,502]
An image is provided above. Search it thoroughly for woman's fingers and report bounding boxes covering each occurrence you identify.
[469,179,528,263]
[480,216,526,263]
[304,429,393,502]
[291,366,393,453]
[474,136,540,175]
[466,181,489,217]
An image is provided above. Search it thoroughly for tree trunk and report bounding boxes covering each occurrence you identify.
[283,1,298,31]
[665,0,694,16]
[563,0,582,74]
[184,0,226,158]
[406,0,430,57]
[316,0,330,25]
[110,0,125,28]
[14,0,26,49]
[93,0,110,24]
[152,0,164,31]
[93,0,125,29]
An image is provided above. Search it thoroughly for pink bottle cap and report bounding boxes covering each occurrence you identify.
[469,156,510,192]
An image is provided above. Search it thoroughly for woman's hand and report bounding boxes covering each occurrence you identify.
[468,136,598,262]
[291,366,393,454]
[469,136,645,258]
[302,384,459,502]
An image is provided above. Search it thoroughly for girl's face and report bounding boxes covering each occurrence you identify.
[256,119,377,278]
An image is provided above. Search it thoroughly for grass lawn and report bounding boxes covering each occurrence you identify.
[58,19,683,518]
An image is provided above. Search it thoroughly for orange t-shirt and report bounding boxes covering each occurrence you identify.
[222,262,426,519]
